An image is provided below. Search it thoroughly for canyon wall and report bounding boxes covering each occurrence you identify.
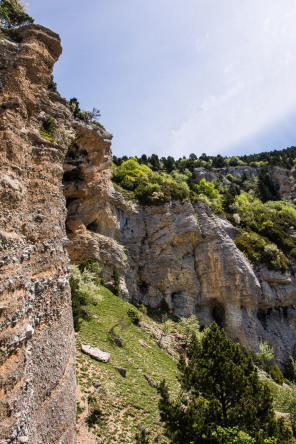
[65,136,296,367]
[0,26,76,443]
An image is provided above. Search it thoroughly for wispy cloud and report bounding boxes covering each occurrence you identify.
[28,0,296,158]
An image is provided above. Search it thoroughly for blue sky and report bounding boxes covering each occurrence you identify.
[27,0,296,159]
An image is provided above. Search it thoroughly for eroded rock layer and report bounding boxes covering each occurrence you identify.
[0,26,76,443]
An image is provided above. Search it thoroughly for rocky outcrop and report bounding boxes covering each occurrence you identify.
[194,165,296,201]
[268,165,296,201]
[64,133,296,367]
[0,26,76,442]
[194,166,260,185]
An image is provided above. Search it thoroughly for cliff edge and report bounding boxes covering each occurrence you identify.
[0,25,76,443]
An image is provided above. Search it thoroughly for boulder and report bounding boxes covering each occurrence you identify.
[114,366,126,377]
[92,380,101,388]
[144,374,157,388]
[81,344,110,363]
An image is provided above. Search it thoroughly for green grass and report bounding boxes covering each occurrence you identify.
[76,285,178,442]
[262,376,296,412]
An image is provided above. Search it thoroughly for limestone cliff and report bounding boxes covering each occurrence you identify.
[0,26,76,442]
[65,134,296,367]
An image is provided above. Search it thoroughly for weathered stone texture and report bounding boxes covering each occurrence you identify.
[0,26,76,443]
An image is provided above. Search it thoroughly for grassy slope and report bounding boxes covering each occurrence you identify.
[75,286,296,443]
[76,286,178,443]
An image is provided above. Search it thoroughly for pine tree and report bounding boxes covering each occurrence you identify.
[113,266,120,296]
[158,323,290,443]
[0,0,34,29]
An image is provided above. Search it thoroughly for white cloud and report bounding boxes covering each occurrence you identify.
[28,0,296,158]
[161,0,296,158]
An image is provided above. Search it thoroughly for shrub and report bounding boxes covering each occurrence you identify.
[197,178,219,199]
[113,158,193,205]
[40,116,56,141]
[77,258,102,284]
[179,315,201,344]
[228,156,244,166]
[268,365,284,385]
[235,232,289,272]
[285,357,296,383]
[135,303,147,316]
[256,341,274,365]
[55,125,75,148]
[113,266,120,296]
[48,74,58,93]
[212,426,256,443]
[69,98,101,124]
[87,395,102,427]
[70,263,102,330]
[135,429,150,444]
[127,308,140,325]
[81,107,101,123]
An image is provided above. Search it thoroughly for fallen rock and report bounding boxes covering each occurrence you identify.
[139,339,150,348]
[92,380,101,388]
[144,374,156,388]
[114,366,127,377]
[81,344,110,363]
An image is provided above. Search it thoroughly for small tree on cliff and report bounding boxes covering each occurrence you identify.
[158,323,290,443]
[113,266,120,296]
[0,0,34,28]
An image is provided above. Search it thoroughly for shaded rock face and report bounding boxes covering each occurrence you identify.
[0,26,76,442]
[194,166,260,185]
[268,165,296,201]
[65,138,296,367]
[194,165,296,201]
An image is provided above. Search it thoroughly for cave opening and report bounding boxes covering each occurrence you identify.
[211,302,225,328]
[87,221,99,233]
[63,166,84,183]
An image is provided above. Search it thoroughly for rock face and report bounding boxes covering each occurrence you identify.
[194,165,296,201]
[268,165,296,201]
[0,26,76,442]
[65,133,296,367]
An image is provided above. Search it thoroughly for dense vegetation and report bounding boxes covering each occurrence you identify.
[158,323,293,443]
[113,147,296,174]
[113,147,296,272]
